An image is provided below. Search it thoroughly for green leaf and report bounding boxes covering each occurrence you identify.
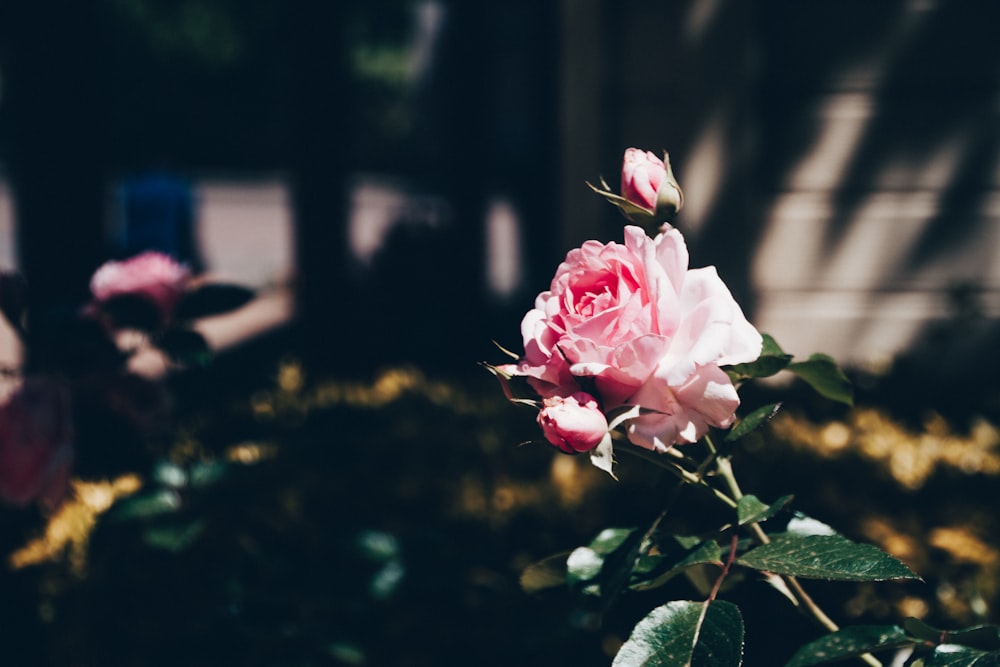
[761,332,789,357]
[567,528,643,599]
[157,328,212,367]
[143,519,206,553]
[356,530,400,562]
[922,646,1000,666]
[174,283,256,320]
[369,559,405,600]
[613,600,744,667]
[520,551,571,594]
[188,460,230,488]
[151,461,188,488]
[326,642,366,666]
[590,527,637,555]
[904,619,1000,652]
[786,354,854,406]
[725,334,793,381]
[567,547,605,594]
[737,495,793,526]
[784,625,913,667]
[737,534,919,581]
[108,489,181,521]
[629,540,724,593]
[725,403,782,442]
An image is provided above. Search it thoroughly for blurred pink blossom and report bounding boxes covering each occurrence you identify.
[90,252,190,324]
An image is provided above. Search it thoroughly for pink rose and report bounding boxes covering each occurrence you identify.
[538,392,609,453]
[0,378,74,508]
[621,148,668,211]
[511,225,762,452]
[90,252,190,324]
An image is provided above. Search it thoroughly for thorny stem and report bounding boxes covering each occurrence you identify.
[706,436,882,667]
[617,443,737,509]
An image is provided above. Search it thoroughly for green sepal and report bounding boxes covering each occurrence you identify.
[586,179,660,223]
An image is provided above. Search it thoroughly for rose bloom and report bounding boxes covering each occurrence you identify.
[0,378,74,508]
[510,226,762,452]
[538,392,609,454]
[90,251,190,323]
[621,148,667,211]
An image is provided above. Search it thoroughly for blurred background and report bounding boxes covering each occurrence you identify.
[0,1,999,665]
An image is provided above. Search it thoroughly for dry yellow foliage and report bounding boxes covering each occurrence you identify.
[9,475,143,574]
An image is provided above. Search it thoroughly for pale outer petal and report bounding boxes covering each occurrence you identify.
[624,364,740,452]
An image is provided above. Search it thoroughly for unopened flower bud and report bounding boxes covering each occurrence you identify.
[622,148,666,210]
[587,148,683,229]
[537,392,609,454]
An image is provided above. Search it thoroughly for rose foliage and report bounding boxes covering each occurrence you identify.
[487,147,998,667]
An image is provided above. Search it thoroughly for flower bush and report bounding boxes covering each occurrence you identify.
[0,251,256,513]
[488,147,1000,666]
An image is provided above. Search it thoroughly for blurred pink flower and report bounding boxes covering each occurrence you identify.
[537,392,609,454]
[0,378,74,509]
[621,148,667,211]
[90,252,190,324]
[509,226,762,452]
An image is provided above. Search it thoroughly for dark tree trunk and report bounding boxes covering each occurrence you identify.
[2,0,108,369]
[280,2,357,376]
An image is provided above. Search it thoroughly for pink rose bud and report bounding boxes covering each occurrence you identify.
[621,148,667,210]
[620,148,683,219]
[0,378,75,509]
[537,392,609,454]
[90,251,190,324]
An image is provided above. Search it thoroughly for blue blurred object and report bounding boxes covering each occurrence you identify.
[117,169,200,269]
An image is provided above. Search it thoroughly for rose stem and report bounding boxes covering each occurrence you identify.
[708,438,882,667]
